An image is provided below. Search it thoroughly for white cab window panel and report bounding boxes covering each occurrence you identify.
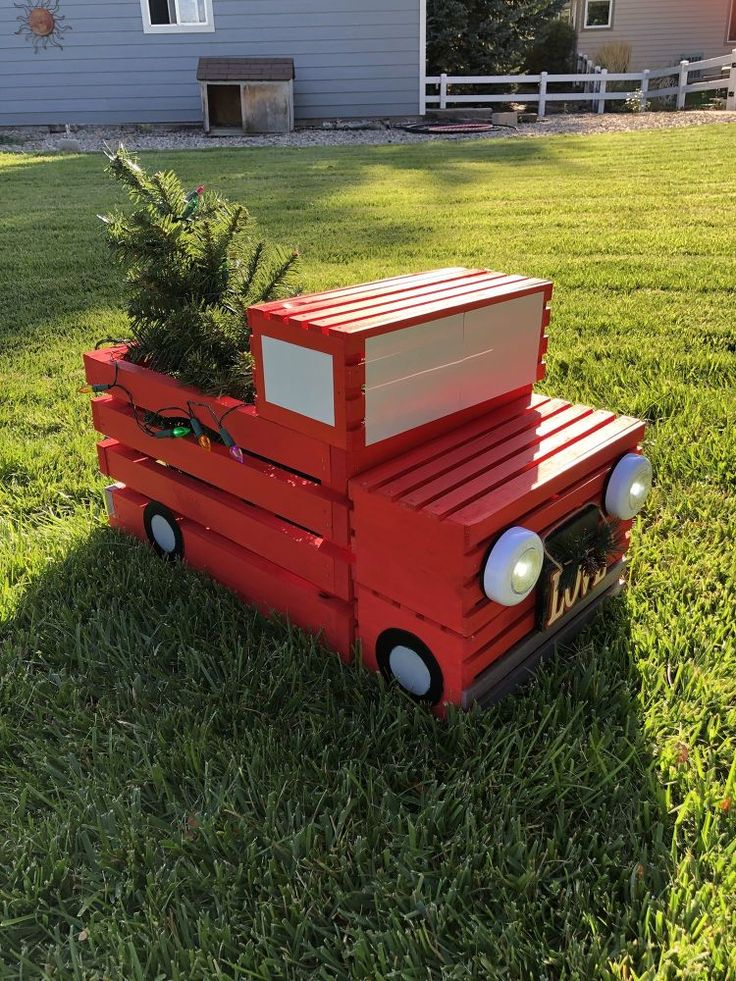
[141,0,214,33]
[461,292,544,407]
[364,362,462,444]
[364,315,464,387]
[261,336,336,427]
[363,293,544,446]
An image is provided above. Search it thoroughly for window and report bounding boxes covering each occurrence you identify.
[729,0,736,43]
[583,0,613,29]
[140,0,214,33]
[261,338,336,427]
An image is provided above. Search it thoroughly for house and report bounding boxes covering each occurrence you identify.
[1,0,426,127]
[571,0,736,70]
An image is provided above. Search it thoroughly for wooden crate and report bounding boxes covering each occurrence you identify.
[84,347,334,485]
[98,440,352,600]
[249,267,552,475]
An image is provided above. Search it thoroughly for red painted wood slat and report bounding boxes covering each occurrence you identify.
[333,385,538,477]
[425,409,616,518]
[84,347,333,484]
[350,392,547,490]
[282,272,509,330]
[255,268,472,319]
[314,279,550,336]
[98,439,353,600]
[455,418,646,545]
[377,397,571,503]
[92,396,350,545]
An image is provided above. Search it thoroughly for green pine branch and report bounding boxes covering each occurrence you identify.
[99,146,300,401]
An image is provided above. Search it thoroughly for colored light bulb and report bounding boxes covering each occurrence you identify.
[154,427,189,439]
[199,434,211,451]
[229,445,245,464]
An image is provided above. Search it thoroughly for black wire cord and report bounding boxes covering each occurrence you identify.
[95,354,248,443]
[94,337,131,350]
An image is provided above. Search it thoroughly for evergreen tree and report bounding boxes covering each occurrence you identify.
[427,0,567,76]
[524,18,577,75]
[100,146,299,401]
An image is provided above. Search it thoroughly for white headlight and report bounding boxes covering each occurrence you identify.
[481,527,545,606]
[605,453,653,520]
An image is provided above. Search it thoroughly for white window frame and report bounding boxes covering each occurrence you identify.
[140,0,215,34]
[583,0,613,30]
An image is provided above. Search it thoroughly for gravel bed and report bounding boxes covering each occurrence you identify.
[1,110,735,154]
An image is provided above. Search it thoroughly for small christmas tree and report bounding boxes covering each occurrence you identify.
[100,146,299,400]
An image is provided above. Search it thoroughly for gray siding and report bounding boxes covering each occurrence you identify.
[573,0,735,71]
[0,0,421,125]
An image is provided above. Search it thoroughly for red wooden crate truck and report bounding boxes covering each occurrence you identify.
[83,268,652,713]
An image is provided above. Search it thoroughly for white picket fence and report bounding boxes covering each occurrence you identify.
[425,50,736,117]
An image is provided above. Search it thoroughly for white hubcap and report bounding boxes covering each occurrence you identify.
[150,514,177,553]
[388,645,432,696]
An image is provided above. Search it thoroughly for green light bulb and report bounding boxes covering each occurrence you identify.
[172,426,190,438]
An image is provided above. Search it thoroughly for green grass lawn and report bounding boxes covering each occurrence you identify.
[1,126,735,978]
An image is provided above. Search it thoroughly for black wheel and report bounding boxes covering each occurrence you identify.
[143,502,184,561]
[376,629,444,705]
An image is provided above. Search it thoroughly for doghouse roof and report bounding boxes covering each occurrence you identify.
[197,58,295,82]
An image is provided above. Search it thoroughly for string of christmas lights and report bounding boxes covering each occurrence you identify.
[80,357,248,464]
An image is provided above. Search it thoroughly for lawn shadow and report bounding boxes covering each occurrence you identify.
[1,517,674,976]
[0,135,573,352]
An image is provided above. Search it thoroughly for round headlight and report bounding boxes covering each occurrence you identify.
[481,527,545,606]
[605,453,653,520]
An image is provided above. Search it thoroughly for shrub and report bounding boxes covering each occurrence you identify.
[647,71,677,109]
[623,89,651,113]
[595,41,632,73]
[524,19,577,76]
[594,40,633,103]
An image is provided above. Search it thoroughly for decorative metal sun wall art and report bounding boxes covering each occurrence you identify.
[15,1,71,52]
